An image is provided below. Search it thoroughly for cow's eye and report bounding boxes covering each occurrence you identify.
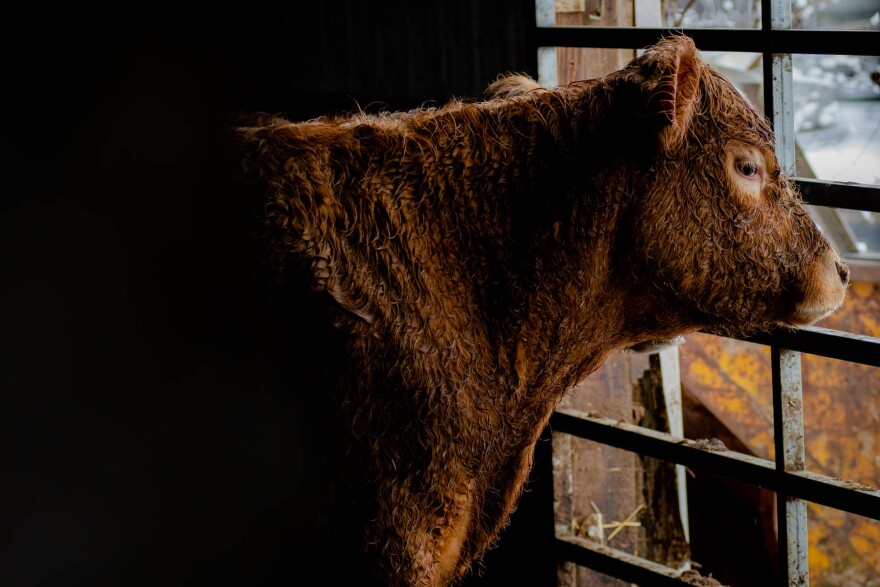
[737,160,759,178]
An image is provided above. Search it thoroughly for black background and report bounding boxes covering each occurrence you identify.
[2,3,557,585]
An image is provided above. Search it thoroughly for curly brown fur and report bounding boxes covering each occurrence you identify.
[232,36,847,587]
[482,72,542,100]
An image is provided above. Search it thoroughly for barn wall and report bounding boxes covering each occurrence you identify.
[3,3,549,586]
[233,0,538,117]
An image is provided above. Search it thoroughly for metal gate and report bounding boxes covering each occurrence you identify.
[534,1,880,584]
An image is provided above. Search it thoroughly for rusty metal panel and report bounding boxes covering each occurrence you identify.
[680,280,880,585]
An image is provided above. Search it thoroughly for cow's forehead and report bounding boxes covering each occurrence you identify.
[701,67,774,141]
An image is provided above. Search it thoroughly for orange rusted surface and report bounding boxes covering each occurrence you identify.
[680,280,880,584]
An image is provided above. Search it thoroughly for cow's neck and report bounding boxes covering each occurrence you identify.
[436,83,636,408]
[439,86,668,548]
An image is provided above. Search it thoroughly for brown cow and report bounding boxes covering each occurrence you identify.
[233,35,848,586]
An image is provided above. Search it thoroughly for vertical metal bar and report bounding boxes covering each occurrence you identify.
[535,0,555,26]
[771,53,796,175]
[770,0,795,174]
[760,0,773,117]
[658,346,691,546]
[635,0,662,28]
[535,0,559,88]
[770,0,792,29]
[772,347,810,586]
[768,1,804,582]
[768,0,805,581]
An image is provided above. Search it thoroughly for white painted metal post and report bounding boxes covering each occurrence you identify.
[773,347,810,587]
[771,0,796,176]
[769,0,809,581]
[658,346,690,550]
[536,0,559,88]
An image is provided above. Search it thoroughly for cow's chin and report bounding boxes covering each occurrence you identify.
[626,336,686,353]
[781,304,841,327]
[780,249,849,327]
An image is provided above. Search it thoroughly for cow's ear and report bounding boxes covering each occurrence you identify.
[639,35,702,151]
[483,73,542,100]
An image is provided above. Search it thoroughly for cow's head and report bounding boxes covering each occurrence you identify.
[610,36,848,335]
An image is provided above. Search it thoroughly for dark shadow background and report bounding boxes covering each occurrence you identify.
[2,3,557,586]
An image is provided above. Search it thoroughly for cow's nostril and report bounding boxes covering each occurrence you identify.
[836,260,850,285]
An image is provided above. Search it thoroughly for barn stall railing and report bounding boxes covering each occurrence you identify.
[547,327,880,586]
[535,7,880,586]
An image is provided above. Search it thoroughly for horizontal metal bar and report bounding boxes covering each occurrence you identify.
[550,409,880,520]
[796,178,880,213]
[536,26,759,52]
[735,325,880,368]
[552,409,780,488]
[556,534,703,586]
[842,253,880,262]
[769,29,880,56]
[536,27,880,56]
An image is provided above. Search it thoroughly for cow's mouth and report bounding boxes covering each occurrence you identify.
[781,250,849,327]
